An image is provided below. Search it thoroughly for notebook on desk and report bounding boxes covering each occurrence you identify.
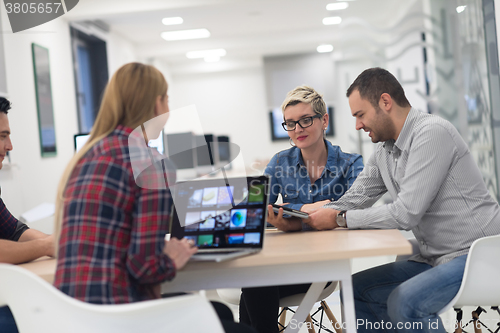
[170,175,269,262]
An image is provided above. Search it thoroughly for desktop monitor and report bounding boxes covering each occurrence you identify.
[74,133,90,152]
[165,132,197,181]
[74,131,164,155]
[147,130,165,155]
[269,106,334,141]
[195,134,218,176]
[217,135,231,169]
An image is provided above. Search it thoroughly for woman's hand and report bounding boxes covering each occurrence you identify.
[267,205,302,232]
[163,237,198,270]
[300,199,331,214]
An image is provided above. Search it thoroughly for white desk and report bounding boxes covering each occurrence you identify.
[160,229,411,333]
[19,229,411,333]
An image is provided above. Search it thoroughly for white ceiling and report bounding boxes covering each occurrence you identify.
[65,0,420,72]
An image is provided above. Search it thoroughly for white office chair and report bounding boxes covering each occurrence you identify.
[217,282,341,333]
[397,235,500,331]
[0,264,224,333]
[437,234,500,331]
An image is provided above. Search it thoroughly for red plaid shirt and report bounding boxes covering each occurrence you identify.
[54,125,176,304]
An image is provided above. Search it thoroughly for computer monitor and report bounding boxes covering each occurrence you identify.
[74,133,90,152]
[165,132,197,181]
[147,130,165,155]
[217,135,231,169]
[269,106,335,141]
[74,131,164,155]
[195,134,218,176]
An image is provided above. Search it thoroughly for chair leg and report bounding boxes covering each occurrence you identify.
[472,309,483,333]
[321,300,342,333]
[306,314,316,333]
[279,307,287,331]
[455,309,463,333]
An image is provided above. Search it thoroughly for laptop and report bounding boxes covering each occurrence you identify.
[170,175,269,262]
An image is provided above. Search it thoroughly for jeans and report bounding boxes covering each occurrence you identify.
[352,255,467,333]
[0,306,18,333]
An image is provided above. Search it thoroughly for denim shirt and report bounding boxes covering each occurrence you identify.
[265,140,364,212]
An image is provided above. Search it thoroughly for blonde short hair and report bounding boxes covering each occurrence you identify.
[281,85,326,117]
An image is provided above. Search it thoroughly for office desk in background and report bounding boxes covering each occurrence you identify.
[19,229,411,333]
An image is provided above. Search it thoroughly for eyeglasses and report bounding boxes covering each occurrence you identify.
[282,114,322,131]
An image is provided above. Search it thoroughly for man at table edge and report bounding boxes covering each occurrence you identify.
[0,96,55,333]
[306,68,500,333]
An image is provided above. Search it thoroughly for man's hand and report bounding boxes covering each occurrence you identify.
[0,233,57,264]
[163,237,198,270]
[43,234,55,257]
[300,199,331,214]
[304,208,340,231]
[267,205,302,232]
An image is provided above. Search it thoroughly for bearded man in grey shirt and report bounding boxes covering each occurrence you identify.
[306,67,500,333]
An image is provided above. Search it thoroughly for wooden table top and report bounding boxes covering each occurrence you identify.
[18,229,411,284]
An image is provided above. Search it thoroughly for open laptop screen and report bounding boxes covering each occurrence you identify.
[171,176,269,249]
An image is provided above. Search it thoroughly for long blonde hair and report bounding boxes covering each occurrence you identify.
[53,63,168,247]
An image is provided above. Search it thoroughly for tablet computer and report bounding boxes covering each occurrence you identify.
[271,203,309,219]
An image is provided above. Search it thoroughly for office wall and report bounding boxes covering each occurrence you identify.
[170,68,272,173]
[0,13,139,228]
[1,1,500,224]
[170,60,365,174]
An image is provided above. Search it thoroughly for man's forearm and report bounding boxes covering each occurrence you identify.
[0,237,53,264]
[18,228,48,242]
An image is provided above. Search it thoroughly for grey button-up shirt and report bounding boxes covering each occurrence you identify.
[325,108,500,266]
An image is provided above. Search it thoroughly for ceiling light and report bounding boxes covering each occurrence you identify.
[186,49,226,59]
[326,2,349,10]
[204,55,221,63]
[456,6,466,13]
[161,28,210,41]
[162,17,183,25]
[317,44,334,53]
[323,17,342,25]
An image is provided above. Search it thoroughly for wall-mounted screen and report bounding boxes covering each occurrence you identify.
[269,106,334,141]
[32,43,57,156]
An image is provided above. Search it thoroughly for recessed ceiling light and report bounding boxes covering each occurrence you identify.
[162,17,183,25]
[326,2,349,10]
[317,44,334,53]
[456,6,466,13]
[323,17,342,25]
[186,49,226,59]
[161,28,210,41]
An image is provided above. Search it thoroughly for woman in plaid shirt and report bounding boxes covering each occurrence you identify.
[53,63,197,304]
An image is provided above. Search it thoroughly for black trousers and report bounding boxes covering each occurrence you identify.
[239,284,313,333]
[212,301,257,333]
